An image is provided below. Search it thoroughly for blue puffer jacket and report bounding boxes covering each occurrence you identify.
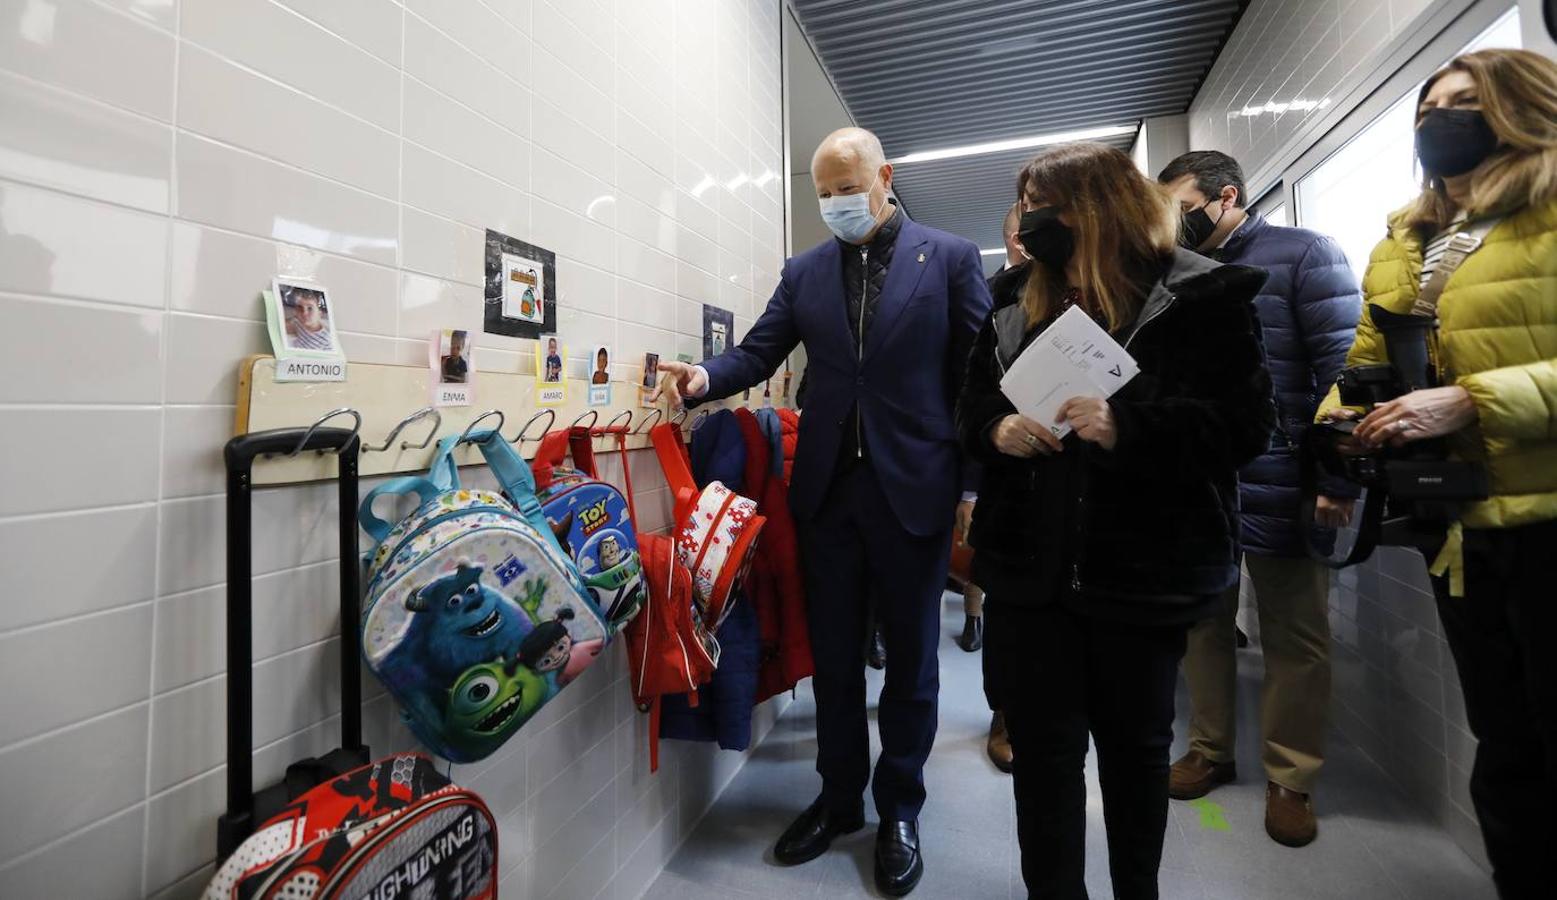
[1218,214,1361,557]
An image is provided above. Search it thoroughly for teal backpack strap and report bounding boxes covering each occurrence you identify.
[467,431,567,557]
[358,437,464,546]
[359,476,443,546]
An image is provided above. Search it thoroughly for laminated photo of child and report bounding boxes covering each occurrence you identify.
[282,285,336,352]
[441,330,469,383]
[592,347,611,385]
[642,352,660,389]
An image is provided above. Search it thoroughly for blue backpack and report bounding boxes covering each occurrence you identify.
[358,431,609,763]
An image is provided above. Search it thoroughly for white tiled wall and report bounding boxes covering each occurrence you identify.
[1187,0,1499,870]
[1188,0,1442,193]
[0,0,789,896]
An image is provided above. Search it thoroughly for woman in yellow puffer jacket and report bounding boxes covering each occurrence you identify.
[1316,48,1557,899]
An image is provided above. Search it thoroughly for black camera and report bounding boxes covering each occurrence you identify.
[1299,305,1487,566]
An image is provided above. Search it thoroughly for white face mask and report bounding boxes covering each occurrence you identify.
[818,171,882,242]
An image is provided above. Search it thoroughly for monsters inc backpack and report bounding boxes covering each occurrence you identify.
[205,754,496,900]
[359,432,609,764]
[529,425,645,632]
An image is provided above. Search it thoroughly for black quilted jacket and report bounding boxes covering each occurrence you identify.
[957,249,1275,624]
[835,205,903,460]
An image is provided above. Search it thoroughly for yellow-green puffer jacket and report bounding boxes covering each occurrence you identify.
[1317,196,1557,530]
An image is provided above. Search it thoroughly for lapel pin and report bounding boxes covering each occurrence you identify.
[917,252,926,263]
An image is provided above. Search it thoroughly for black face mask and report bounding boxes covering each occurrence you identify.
[1179,200,1222,250]
[1416,108,1498,177]
[1018,207,1074,271]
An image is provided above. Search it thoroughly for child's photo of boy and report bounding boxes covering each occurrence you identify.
[275,281,339,354]
[440,330,470,384]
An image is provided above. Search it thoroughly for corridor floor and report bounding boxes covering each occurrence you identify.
[642,595,1497,900]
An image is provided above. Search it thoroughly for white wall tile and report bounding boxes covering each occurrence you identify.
[534,0,613,97]
[402,75,531,193]
[275,0,404,66]
[400,141,530,239]
[0,704,148,860]
[0,504,157,631]
[0,408,159,516]
[0,180,168,307]
[182,0,399,130]
[532,47,614,144]
[178,136,398,264]
[177,46,399,200]
[0,604,153,746]
[401,208,486,286]
[0,70,171,212]
[404,0,529,87]
[162,312,269,406]
[0,805,144,900]
[0,0,175,120]
[0,294,161,403]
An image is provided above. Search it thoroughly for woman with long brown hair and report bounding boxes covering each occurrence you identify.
[1316,48,1557,898]
[958,141,1273,898]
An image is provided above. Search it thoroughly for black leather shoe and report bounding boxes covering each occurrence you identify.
[774,798,865,865]
[874,820,923,896]
[956,614,983,652]
[867,627,886,670]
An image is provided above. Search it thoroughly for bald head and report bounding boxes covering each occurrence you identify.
[811,127,894,244]
[812,127,886,173]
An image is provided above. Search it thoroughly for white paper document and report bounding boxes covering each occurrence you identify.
[998,305,1140,438]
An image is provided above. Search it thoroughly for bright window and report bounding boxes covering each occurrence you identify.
[1262,203,1288,229]
[1294,7,1522,283]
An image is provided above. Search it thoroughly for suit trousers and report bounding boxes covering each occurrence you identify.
[1183,554,1332,793]
[799,461,951,823]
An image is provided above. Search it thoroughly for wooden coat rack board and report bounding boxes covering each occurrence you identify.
[233,355,777,486]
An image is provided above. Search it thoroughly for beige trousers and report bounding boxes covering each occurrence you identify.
[1184,554,1332,794]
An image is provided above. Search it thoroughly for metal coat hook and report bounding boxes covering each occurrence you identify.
[456,409,506,445]
[669,408,688,426]
[690,409,713,430]
[570,409,600,431]
[283,408,362,458]
[363,407,440,453]
[634,408,665,434]
[508,408,556,444]
[602,410,634,433]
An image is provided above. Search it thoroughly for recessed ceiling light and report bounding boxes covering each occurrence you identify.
[979,248,1006,256]
[889,124,1139,166]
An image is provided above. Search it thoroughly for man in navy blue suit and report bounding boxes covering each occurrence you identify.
[655,127,991,896]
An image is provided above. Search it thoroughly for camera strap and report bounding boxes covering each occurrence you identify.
[1410,218,1499,318]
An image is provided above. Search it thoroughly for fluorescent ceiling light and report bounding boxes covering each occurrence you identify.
[979,248,1006,256]
[889,124,1138,166]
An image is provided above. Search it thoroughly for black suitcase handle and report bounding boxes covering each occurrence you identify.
[217,426,369,861]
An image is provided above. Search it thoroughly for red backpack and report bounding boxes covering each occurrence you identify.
[205,754,496,900]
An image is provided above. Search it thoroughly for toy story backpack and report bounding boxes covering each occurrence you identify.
[359,432,609,764]
[529,425,645,632]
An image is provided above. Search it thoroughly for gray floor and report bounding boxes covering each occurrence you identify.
[643,595,1497,899]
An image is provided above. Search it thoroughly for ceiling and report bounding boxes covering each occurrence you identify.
[788,0,1246,252]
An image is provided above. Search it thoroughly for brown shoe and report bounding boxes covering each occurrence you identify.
[1168,750,1236,800]
[1265,783,1318,847]
[987,712,1013,774]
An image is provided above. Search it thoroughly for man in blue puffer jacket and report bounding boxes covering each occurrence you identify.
[1158,151,1361,849]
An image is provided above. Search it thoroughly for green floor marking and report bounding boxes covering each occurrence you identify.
[1188,797,1230,832]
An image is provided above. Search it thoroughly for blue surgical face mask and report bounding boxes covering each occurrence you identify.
[818,171,882,243]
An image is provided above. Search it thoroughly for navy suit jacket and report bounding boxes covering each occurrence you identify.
[701,217,992,537]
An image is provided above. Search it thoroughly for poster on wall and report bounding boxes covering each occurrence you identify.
[265,279,346,382]
[588,344,612,406]
[702,304,733,359]
[535,334,566,406]
[485,230,556,340]
[431,329,473,406]
[639,352,660,408]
